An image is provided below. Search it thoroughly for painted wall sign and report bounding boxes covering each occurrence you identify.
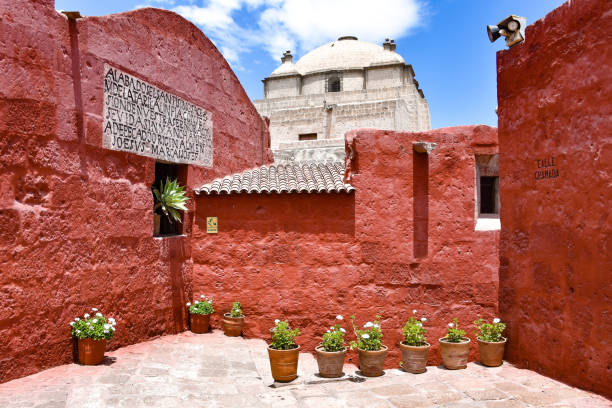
[534,156,559,180]
[103,64,213,167]
[206,217,218,234]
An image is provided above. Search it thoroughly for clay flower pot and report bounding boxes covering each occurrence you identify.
[477,337,506,367]
[315,346,346,378]
[358,345,388,377]
[439,337,471,369]
[268,345,300,382]
[78,338,106,365]
[223,314,245,337]
[190,313,211,334]
[400,342,430,374]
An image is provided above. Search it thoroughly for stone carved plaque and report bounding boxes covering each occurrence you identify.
[103,64,213,167]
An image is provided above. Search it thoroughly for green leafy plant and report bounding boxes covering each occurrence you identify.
[349,315,384,351]
[186,295,214,315]
[321,315,346,352]
[153,178,190,223]
[402,309,428,346]
[70,308,116,340]
[474,317,506,342]
[229,301,243,318]
[443,317,466,343]
[270,320,300,350]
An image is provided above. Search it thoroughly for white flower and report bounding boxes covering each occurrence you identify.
[336,315,343,320]
[76,330,81,334]
[412,309,417,314]
[448,323,454,328]
[340,328,346,333]
[92,308,98,312]
[74,317,80,321]
[330,326,334,330]
[417,322,422,327]
[86,322,91,326]
[92,319,98,324]
[421,317,427,322]
[95,313,102,317]
[374,324,380,328]
[200,295,205,299]
[361,333,370,339]
[104,330,109,333]
[493,318,501,324]
[186,302,191,307]
[69,321,75,326]
[84,313,90,318]
[104,324,111,329]
[195,301,199,304]
[327,329,331,333]
[110,326,115,331]
[274,319,280,324]
[364,322,374,328]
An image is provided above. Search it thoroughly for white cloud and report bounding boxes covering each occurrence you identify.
[162,0,424,68]
[264,0,422,52]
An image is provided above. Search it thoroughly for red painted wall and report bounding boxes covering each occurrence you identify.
[497,0,612,397]
[193,126,500,368]
[0,0,269,382]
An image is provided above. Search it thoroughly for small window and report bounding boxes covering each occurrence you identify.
[475,154,500,231]
[299,133,317,141]
[327,74,342,92]
[480,176,498,214]
[153,161,187,237]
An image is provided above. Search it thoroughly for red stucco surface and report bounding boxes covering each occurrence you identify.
[0,0,269,382]
[497,0,612,397]
[193,126,500,368]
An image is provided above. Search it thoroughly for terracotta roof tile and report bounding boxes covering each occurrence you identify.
[195,162,355,195]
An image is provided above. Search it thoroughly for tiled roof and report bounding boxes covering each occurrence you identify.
[195,162,355,195]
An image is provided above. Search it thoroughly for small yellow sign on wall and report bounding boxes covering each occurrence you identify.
[206,217,218,234]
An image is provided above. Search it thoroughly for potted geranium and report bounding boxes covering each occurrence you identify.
[70,308,117,365]
[315,315,347,378]
[268,319,300,382]
[350,315,387,377]
[400,309,430,373]
[439,317,470,369]
[223,301,245,337]
[186,295,214,333]
[474,317,506,367]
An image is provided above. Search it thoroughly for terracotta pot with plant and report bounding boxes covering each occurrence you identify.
[315,315,347,378]
[223,301,245,337]
[439,318,471,369]
[350,315,387,377]
[268,319,300,382]
[186,295,214,333]
[400,309,430,374]
[70,308,117,365]
[474,317,507,367]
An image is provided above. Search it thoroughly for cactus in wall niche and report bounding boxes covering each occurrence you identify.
[153,178,190,223]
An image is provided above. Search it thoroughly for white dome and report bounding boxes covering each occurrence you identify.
[270,61,299,77]
[290,37,405,76]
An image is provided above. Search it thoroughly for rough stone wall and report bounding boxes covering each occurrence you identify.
[0,0,269,383]
[497,0,612,398]
[265,75,300,99]
[342,70,365,92]
[365,66,403,89]
[193,125,499,368]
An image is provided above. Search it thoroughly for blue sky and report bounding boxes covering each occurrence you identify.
[55,0,566,128]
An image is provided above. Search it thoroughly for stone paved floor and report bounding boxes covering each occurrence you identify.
[0,331,609,408]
